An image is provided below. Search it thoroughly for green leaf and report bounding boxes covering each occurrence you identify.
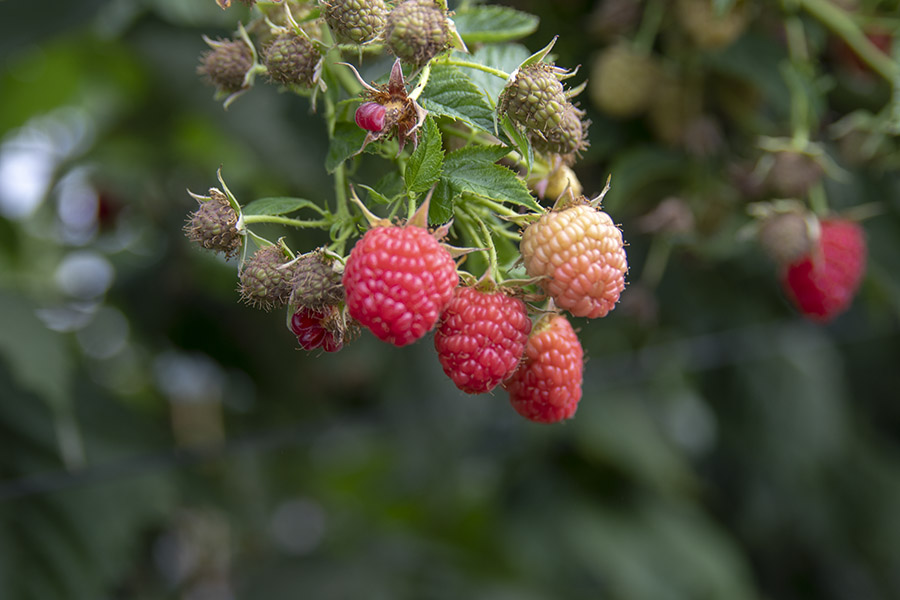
[448,144,511,164]
[242,197,324,216]
[404,116,444,195]
[500,114,534,174]
[443,146,541,212]
[420,65,496,135]
[452,6,539,44]
[429,178,458,225]
[462,45,530,104]
[325,121,367,173]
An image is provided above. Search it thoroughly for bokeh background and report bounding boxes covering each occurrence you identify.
[2,0,900,598]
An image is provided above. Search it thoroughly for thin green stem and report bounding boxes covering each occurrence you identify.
[633,0,665,55]
[471,195,524,218]
[808,181,829,216]
[242,214,331,228]
[473,211,501,281]
[640,235,672,291]
[799,0,900,82]
[436,58,509,80]
[333,162,349,219]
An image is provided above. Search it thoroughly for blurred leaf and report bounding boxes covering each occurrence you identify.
[0,291,72,411]
[573,390,697,494]
[452,6,539,44]
[404,116,444,195]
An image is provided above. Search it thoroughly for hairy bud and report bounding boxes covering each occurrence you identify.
[185,189,241,258]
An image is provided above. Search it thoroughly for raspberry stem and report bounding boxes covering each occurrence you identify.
[242,215,331,228]
[798,0,900,82]
[436,57,510,80]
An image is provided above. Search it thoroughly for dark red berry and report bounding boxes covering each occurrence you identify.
[355,101,386,132]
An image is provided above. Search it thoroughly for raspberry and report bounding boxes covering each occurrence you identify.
[384,0,449,68]
[500,64,568,132]
[503,314,584,424]
[291,307,343,352]
[290,249,344,309]
[239,245,295,310]
[767,151,824,199]
[781,219,866,322]
[589,43,658,118]
[434,286,532,394]
[675,0,748,49]
[263,33,320,88]
[530,103,589,157]
[184,189,241,258]
[647,73,702,147]
[322,0,389,45]
[342,225,458,346]
[757,210,815,265]
[197,37,254,94]
[355,101,387,132]
[520,201,628,319]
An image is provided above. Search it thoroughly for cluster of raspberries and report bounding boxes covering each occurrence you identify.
[199,0,454,99]
[336,199,626,424]
[186,192,629,424]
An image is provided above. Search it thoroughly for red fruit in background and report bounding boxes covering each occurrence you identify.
[434,286,532,394]
[342,225,458,347]
[503,314,584,424]
[781,219,866,322]
[355,101,387,132]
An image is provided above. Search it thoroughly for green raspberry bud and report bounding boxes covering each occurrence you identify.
[322,0,389,45]
[589,43,659,118]
[530,103,589,157]
[263,33,320,88]
[676,0,748,49]
[239,245,295,310]
[197,37,254,94]
[290,249,345,309]
[185,189,242,258]
[499,64,568,132]
[758,211,816,265]
[767,151,824,199]
[385,0,449,68]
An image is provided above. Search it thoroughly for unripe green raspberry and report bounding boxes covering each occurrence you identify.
[263,33,320,88]
[499,64,568,132]
[675,0,748,49]
[758,211,816,265]
[322,0,389,45]
[589,44,658,118]
[767,151,824,199]
[647,74,702,147]
[239,245,295,310]
[290,249,345,309]
[385,0,449,68]
[531,103,589,157]
[185,190,241,258]
[197,38,254,94]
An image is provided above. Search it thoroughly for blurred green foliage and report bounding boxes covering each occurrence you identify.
[1,1,900,599]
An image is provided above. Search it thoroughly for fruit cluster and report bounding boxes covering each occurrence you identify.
[188,0,876,425]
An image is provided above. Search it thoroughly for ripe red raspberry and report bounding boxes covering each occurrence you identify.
[290,307,343,352]
[521,201,628,318]
[342,225,458,347]
[434,286,532,394]
[781,219,866,322]
[503,314,584,424]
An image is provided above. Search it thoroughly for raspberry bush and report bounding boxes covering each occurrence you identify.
[185,0,622,422]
